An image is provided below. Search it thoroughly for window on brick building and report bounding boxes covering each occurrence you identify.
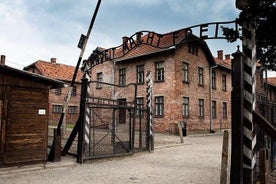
[212,101,217,119]
[137,65,144,84]
[68,106,78,114]
[188,43,198,55]
[155,96,164,117]
[97,72,103,89]
[223,102,227,119]
[183,97,189,117]
[55,88,61,95]
[136,97,144,116]
[71,86,77,96]
[222,74,227,91]
[183,62,189,83]
[198,99,204,118]
[198,67,204,86]
[155,62,164,82]
[53,105,62,114]
[212,71,216,89]
[119,68,126,86]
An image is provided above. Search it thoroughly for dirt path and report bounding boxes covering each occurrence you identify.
[1,134,224,184]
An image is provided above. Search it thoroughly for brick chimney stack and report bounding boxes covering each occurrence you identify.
[225,54,231,60]
[1,55,6,65]
[50,58,57,64]
[217,50,223,60]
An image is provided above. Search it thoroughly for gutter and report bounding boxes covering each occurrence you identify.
[209,64,217,133]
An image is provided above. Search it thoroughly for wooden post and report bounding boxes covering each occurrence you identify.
[178,122,184,143]
[48,129,61,162]
[230,47,244,184]
[259,148,269,184]
[220,130,229,184]
[77,78,88,163]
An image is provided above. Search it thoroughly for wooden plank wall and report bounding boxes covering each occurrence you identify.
[3,86,49,165]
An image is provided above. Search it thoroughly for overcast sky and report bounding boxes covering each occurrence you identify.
[1,0,275,76]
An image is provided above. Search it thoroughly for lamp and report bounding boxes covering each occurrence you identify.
[235,0,252,10]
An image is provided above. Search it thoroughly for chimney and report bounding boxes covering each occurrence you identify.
[50,58,57,64]
[217,50,223,60]
[1,55,6,65]
[225,54,231,60]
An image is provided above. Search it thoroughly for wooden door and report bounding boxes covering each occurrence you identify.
[118,99,126,124]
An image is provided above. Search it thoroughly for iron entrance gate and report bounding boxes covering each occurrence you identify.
[81,81,151,160]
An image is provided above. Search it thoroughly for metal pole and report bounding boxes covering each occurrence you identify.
[242,19,257,184]
[146,71,154,152]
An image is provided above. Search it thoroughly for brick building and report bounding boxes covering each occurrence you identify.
[255,65,276,124]
[24,58,82,126]
[88,29,232,133]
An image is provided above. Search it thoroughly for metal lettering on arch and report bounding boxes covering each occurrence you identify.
[86,20,240,69]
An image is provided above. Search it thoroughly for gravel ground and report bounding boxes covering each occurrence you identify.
[0,133,225,184]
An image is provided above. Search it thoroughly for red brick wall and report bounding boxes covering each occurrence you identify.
[90,43,231,133]
[48,83,80,125]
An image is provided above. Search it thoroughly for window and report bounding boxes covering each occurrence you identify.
[97,72,103,88]
[155,96,164,117]
[198,67,204,86]
[155,62,164,82]
[183,97,189,117]
[223,102,227,119]
[72,86,77,96]
[212,71,216,89]
[119,68,126,86]
[136,97,144,116]
[53,105,62,114]
[55,88,61,95]
[188,43,198,55]
[137,65,144,84]
[212,101,216,119]
[222,74,227,91]
[198,99,204,118]
[68,106,78,114]
[183,62,189,83]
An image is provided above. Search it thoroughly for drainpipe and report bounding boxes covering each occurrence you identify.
[112,60,116,98]
[210,64,217,133]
